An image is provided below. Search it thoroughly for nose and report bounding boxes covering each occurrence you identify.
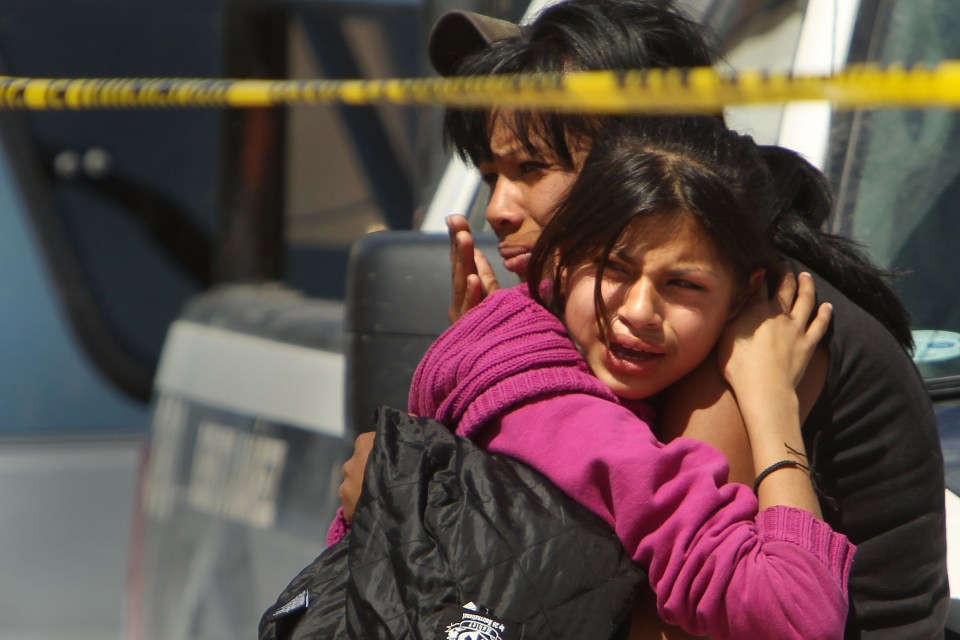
[615,279,663,332]
[485,179,524,236]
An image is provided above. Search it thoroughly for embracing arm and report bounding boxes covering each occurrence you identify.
[480,272,851,639]
[717,271,829,516]
[660,267,830,490]
[484,395,851,640]
[658,343,828,487]
[641,281,830,640]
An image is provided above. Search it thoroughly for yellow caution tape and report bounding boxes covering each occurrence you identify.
[2,62,960,112]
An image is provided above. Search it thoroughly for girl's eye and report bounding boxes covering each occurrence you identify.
[602,259,632,278]
[670,279,705,291]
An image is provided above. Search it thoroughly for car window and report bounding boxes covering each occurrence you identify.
[700,0,809,144]
[829,0,960,381]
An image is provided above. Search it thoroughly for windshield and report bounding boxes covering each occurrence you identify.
[829,0,960,384]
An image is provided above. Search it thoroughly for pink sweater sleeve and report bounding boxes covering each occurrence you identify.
[479,393,854,640]
[326,507,350,547]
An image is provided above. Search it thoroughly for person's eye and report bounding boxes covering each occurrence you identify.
[669,279,705,291]
[602,258,632,278]
[519,161,549,174]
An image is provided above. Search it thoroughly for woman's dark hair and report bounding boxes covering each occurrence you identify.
[443,0,721,168]
[528,117,779,338]
[761,145,913,348]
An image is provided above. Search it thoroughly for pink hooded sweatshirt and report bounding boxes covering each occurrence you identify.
[331,284,854,639]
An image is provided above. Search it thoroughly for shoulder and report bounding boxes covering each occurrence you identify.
[457,283,556,330]
[799,264,932,425]
[480,283,550,317]
[430,284,553,352]
[794,262,919,379]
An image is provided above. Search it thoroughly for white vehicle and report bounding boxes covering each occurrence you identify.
[127,0,960,638]
[0,1,422,638]
[0,3,230,638]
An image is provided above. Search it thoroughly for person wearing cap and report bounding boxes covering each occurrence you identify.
[433,2,718,324]
[424,0,948,637]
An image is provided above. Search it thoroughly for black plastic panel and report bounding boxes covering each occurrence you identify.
[344,230,510,437]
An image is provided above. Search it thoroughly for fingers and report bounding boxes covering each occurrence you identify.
[452,250,499,322]
[446,212,470,236]
[773,263,797,310]
[806,302,833,345]
[474,249,500,295]
[448,215,475,275]
[447,214,467,281]
[786,272,831,382]
[720,266,830,390]
[447,211,501,323]
[448,215,479,323]
[454,230,477,275]
[462,274,484,313]
[789,271,816,321]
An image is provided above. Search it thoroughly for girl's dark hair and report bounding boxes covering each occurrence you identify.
[760,145,913,348]
[528,117,779,337]
[443,0,721,168]
[527,119,914,351]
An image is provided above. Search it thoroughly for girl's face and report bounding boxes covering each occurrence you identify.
[478,115,586,280]
[564,213,753,400]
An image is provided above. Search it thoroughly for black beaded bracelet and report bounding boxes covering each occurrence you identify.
[753,459,809,494]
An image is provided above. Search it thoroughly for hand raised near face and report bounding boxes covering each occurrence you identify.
[719,266,832,399]
[447,214,499,323]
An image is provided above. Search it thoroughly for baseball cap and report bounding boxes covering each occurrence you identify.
[428,10,521,76]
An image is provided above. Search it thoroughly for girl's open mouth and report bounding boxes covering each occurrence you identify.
[608,341,664,366]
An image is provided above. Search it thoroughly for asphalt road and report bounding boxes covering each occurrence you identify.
[0,437,143,640]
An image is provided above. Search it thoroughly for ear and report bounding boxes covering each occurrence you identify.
[557,260,570,296]
[728,268,765,320]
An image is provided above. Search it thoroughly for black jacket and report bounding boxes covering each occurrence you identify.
[260,407,647,640]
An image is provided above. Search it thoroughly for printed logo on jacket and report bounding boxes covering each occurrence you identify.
[438,603,519,640]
